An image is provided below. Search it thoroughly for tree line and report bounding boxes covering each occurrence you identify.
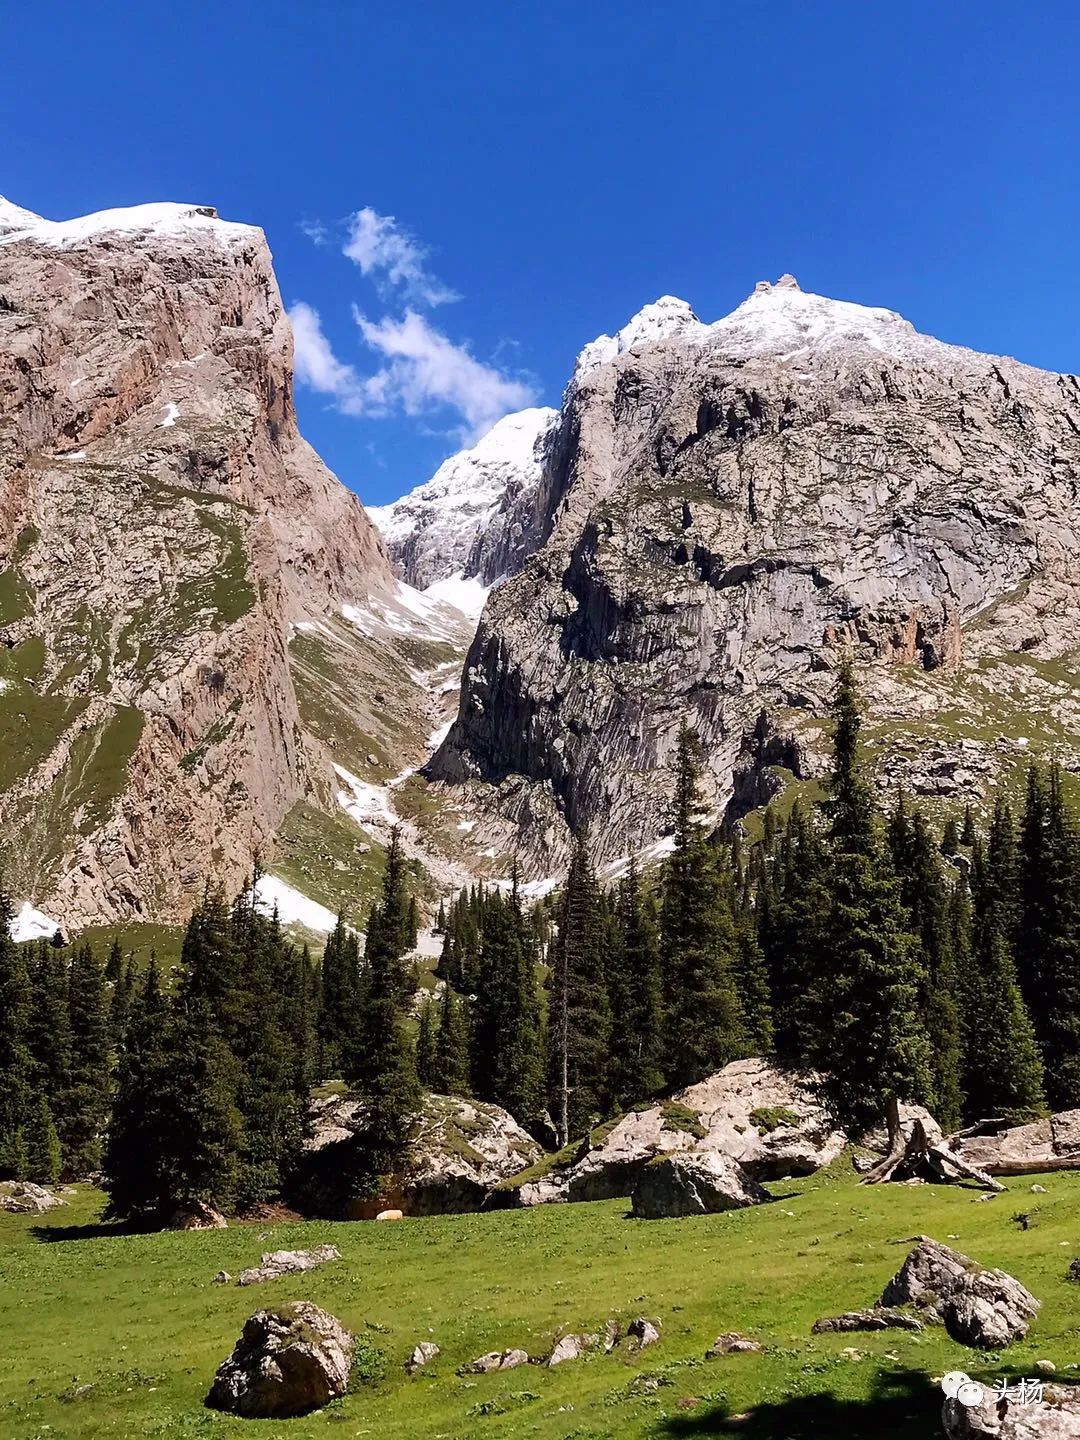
[1,662,1077,1222]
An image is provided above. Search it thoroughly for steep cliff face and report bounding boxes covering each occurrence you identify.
[0,197,396,925]
[430,277,1080,872]
[368,407,558,589]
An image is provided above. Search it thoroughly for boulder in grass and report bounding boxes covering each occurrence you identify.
[943,1382,1080,1438]
[627,1317,661,1350]
[0,1181,66,1214]
[880,1239,1039,1348]
[547,1333,599,1367]
[206,1302,353,1418]
[458,1348,530,1375]
[705,1333,763,1357]
[630,1151,768,1218]
[406,1341,440,1374]
[237,1245,341,1286]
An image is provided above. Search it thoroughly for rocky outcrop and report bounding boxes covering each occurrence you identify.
[295,1090,542,1217]
[0,1180,67,1213]
[429,277,1080,872]
[0,197,396,923]
[205,1302,353,1418]
[527,1059,843,1205]
[630,1150,768,1218]
[236,1245,341,1286]
[955,1110,1080,1176]
[368,407,558,588]
[943,1384,1080,1438]
[880,1239,1040,1348]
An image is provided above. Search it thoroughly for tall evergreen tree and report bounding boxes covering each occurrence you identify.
[816,663,933,1131]
[432,984,471,1097]
[24,1095,62,1185]
[607,859,664,1107]
[0,895,32,1178]
[661,723,744,1087]
[889,799,962,1128]
[415,995,437,1088]
[959,853,1045,1120]
[62,944,111,1175]
[547,837,610,1144]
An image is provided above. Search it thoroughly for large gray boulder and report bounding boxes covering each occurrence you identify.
[205,1302,353,1418]
[944,1383,1080,1437]
[955,1110,1080,1176]
[296,1090,542,1217]
[0,1181,66,1214]
[880,1239,1039,1348]
[558,1059,844,1204]
[631,1150,768,1218]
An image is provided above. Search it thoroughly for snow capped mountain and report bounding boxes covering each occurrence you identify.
[0,195,255,250]
[367,406,558,589]
[573,295,706,381]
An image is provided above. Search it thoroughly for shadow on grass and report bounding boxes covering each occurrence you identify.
[659,1367,938,1439]
[29,1218,141,1243]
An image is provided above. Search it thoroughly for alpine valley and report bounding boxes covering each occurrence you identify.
[6,198,1076,935]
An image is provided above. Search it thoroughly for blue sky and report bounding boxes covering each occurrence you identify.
[5,1,1079,506]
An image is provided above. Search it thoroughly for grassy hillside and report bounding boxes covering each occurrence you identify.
[2,1166,1078,1438]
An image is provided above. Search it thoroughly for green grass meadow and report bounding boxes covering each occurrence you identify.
[1,1167,1078,1439]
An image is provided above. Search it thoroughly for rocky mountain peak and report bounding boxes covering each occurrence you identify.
[572,295,706,382]
[367,406,558,590]
[0,195,254,252]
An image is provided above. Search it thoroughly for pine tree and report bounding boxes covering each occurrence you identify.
[958,858,1045,1120]
[435,899,447,934]
[161,997,243,1219]
[432,984,471,1096]
[758,800,829,1064]
[26,943,72,1116]
[318,914,362,1080]
[889,800,962,1129]
[347,830,422,1180]
[817,663,933,1132]
[24,1095,62,1185]
[62,944,111,1176]
[0,898,32,1178]
[547,837,610,1144]
[940,816,960,857]
[661,723,744,1087]
[607,859,664,1107]
[109,955,136,1050]
[103,960,172,1222]
[415,995,437,1087]
[104,937,124,985]
[1018,764,1080,1108]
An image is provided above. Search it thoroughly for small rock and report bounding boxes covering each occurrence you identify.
[458,1348,529,1375]
[547,1333,598,1367]
[205,1302,353,1418]
[376,1209,403,1222]
[602,1319,620,1352]
[627,1317,661,1349]
[840,1347,865,1360]
[175,1200,227,1230]
[1031,1184,1048,1193]
[406,1341,440,1374]
[212,1271,231,1286]
[705,1333,763,1358]
[1068,1257,1080,1284]
[1037,1359,1057,1373]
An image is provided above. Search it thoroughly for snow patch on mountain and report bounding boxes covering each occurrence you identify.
[9,902,60,943]
[254,874,338,934]
[366,406,557,589]
[572,295,707,381]
[0,195,256,251]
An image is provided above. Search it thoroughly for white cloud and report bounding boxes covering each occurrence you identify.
[353,308,536,439]
[343,207,459,308]
[288,301,537,442]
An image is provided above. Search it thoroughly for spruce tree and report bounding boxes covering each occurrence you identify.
[817,663,933,1132]
[1018,765,1080,1108]
[432,984,471,1096]
[347,830,421,1180]
[0,898,32,1178]
[415,995,437,1087]
[958,858,1045,1120]
[607,859,664,1107]
[24,1095,62,1184]
[547,837,610,1144]
[758,800,829,1064]
[62,944,112,1176]
[661,723,744,1088]
[889,799,962,1128]
[104,937,124,985]
[103,960,172,1222]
